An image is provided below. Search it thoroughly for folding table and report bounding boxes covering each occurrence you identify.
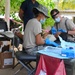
[35,46,72,75]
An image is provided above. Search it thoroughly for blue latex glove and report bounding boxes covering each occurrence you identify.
[45,38,59,47]
[58,29,67,33]
[51,27,57,35]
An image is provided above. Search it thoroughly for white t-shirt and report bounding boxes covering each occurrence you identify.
[54,17,75,41]
[23,18,42,48]
[54,17,75,30]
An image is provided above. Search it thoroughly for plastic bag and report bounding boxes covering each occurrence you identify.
[35,54,66,75]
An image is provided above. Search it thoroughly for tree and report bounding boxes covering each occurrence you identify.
[0,0,5,15]
[0,0,55,28]
[36,0,55,28]
[10,0,24,13]
[55,0,75,10]
[0,0,24,15]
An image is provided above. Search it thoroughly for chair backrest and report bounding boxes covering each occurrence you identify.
[14,34,23,51]
[14,35,21,48]
[0,21,8,31]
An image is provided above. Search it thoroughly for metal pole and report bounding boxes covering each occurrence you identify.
[5,0,10,31]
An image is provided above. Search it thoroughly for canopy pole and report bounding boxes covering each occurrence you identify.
[5,0,10,31]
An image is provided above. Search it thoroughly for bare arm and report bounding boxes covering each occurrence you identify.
[15,32,23,40]
[35,33,45,45]
[19,9,24,21]
[68,31,75,35]
[67,28,75,35]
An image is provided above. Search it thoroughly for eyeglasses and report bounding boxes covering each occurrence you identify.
[52,12,59,19]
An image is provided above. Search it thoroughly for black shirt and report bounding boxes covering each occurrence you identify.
[20,0,39,29]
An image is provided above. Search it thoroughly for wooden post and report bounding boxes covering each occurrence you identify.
[5,0,10,31]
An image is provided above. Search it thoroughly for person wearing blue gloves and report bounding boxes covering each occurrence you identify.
[50,9,75,75]
[22,4,59,55]
[45,38,59,47]
[50,9,75,42]
[51,26,57,35]
[15,5,59,55]
[51,26,67,35]
[50,26,68,41]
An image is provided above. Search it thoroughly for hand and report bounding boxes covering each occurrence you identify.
[51,27,57,35]
[58,29,67,33]
[45,38,59,47]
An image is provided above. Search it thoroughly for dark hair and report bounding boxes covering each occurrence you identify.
[33,8,44,18]
[50,9,59,19]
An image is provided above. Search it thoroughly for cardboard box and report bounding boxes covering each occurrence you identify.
[0,52,14,69]
[0,41,10,52]
[2,45,9,52]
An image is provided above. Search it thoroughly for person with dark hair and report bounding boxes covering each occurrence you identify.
[23,5,59,55]
[50,9,59,19]
[19,0,39,30]
[50,9,75,42]
[16,5,59,55]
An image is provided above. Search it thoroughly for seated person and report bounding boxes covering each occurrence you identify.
[42,29,56,42]
[50,9,75,42]
[15,4,59,55]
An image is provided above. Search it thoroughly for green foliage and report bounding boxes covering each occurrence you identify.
[0,0,55,29]
[0,0,5,15]
[10,0,55,29]
[10,0,24,13]
[10,13,22,22]
[0,0,75,29]
[57,0,75,10]
[37,0,55,29]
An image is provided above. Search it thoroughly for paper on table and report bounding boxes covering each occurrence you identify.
[45,34,56,41]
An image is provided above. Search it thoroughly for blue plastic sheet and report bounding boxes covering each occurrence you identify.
[38,36,75,59]
[38,46,69,59]
[58,36,75,49]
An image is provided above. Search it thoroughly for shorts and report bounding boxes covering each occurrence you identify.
[25,46,45,55]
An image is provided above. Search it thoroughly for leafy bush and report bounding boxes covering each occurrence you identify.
[37,0,55,29]
[0,0,55,30]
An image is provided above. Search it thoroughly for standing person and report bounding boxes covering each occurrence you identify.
[19,0,39,30]
[50,9,75,42]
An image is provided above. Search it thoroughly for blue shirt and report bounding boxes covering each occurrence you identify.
[20,0,39,29]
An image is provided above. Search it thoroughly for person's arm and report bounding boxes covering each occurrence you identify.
[68,30,75,35]
[15,32,23,40]
[35,33,45,45]
[66,19,75,35]
[19,9,24,21]
[19,1,27,21]
[67,25,75,35]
